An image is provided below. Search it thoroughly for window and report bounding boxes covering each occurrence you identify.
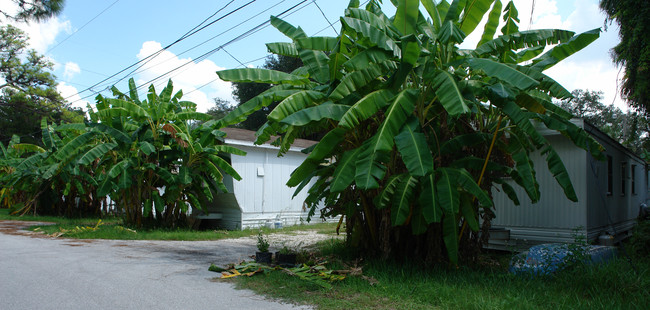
[632,165,637,195]
[607,156,613,196]
[621,162,627,196]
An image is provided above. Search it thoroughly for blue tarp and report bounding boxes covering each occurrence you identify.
[509,243,617,276]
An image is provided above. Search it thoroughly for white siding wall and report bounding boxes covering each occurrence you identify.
[492,134,588,243]
[230,145,323,229]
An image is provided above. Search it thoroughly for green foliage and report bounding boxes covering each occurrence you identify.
[0,79,243,228]
[257,231,270,252]
[0,0,64,22]
[216,0,601,264]
[630,219,650,257]
[559,89,650,155]
[0,25,83,146]
[600,0,650,113]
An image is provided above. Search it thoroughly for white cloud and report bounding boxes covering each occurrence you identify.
[545,59,625,109]
[63,62,80,80]
[57,82,89,110]
[133,41,234,112]
[0,1,72,54]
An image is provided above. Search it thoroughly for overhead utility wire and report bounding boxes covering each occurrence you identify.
[148,0,313,93]
[134,0,310,94]
[129,0,286,80]
[46,0,121,53]
[185,0,350,97]
[108,0,240,87]
[312,0,338,35]
[65,0,253,102]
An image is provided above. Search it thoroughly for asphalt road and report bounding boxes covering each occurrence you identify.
[0,221,311,310]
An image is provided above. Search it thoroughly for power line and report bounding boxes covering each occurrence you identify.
[46,0,121,53]
[65,0,254,102]
[130,0,311,95]
[312,0,338,35]
[109,0,241,88]
[128,0,287,82]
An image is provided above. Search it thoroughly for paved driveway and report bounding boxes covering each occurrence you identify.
[0,221,312,310]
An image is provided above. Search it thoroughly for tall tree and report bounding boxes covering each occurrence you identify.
[600,0,650,113]
[0,25,81,145]
[560,89,650,155]
[231,55,302,130]
[0,0,65,22]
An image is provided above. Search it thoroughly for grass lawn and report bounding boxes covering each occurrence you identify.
[233,239,650,310]
[0,208,338,241]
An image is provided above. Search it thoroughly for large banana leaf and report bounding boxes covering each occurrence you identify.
[78,143,117,165]
[354,136,390,190]
[217,68,310,85]
[421,0,443,29]
[442,212,459,265]
[511,150,540,203]
[306,127,347,163]
[329,64,385,101]
[437,168,459,214]
[500,1,519,35]
[219,89,301,126]
[208,154,242,181]
[459,0,494,36]
[330,147,363,192]
[459,194,479,231]
[281,103,350,126]
[106,98,149,118]
[295,37,339,51]
[395,121,433,176]
[531,28,600,71]
[268,91,326,122]
[541,146,578,202]
[339,89,394,128]
[393,0,419,36]
[430,70,470,115]
[12,143,45,154]
[467,58,539,90]
[176,112,212,122]
[345,8,393,33]
[392,175,418,226]
[376,174,405,209]
[343,48,391,71]
[420,173,442,223]
[477,0,502,47]
[40,118,54,150]
[53,132,97,161]
[341,17,401,57]
[373,89,417,152]
[453,168,492,207]
[270,16,307,40]
[266,42,299,58]
[299,49,330,83]
[475,29,575,56]
[90,123,132,144]
[437,20,466,44]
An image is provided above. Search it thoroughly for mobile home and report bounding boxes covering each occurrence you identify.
[489,119,647,249]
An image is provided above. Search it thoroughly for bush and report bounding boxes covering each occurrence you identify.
[630,220,650,257]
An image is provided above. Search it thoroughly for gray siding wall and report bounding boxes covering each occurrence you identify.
[584,126,645,241]
[492,133,588,243]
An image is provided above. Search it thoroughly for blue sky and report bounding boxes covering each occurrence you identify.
[1,0,623,112]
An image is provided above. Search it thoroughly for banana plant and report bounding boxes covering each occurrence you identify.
[86,79,244,228]
[216,0,603,264]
